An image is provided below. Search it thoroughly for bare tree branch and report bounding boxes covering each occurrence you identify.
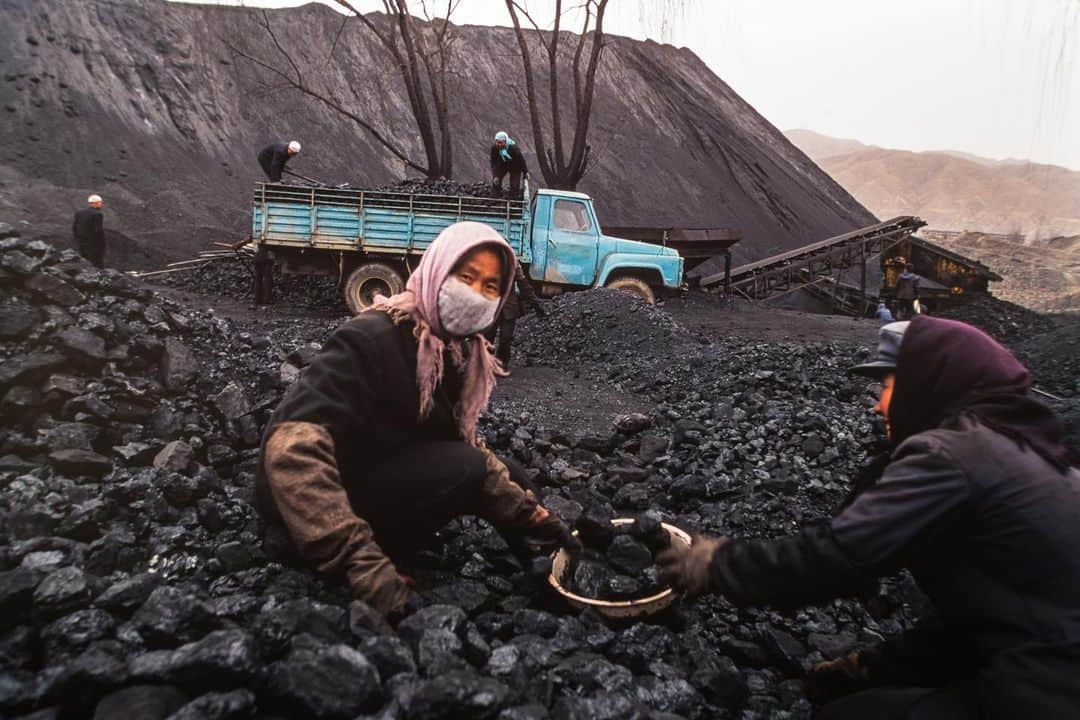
[229,1,459,179]
[505,0,610,189]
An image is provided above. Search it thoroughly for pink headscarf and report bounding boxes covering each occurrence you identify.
[371,221,517,445]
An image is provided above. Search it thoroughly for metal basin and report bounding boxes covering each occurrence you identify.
[548,518,692,620]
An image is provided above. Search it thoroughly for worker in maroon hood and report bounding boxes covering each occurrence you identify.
[660,316,1080,719]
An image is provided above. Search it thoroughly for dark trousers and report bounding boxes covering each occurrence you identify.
[346,441,536,560]
[896,298,916,320]
[253,250,274,305]
[493,168,522,194]
[818,686,977,720]
[76,238,104,268]
[494,317,516,368]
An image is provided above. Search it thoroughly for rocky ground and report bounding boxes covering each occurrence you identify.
[2,228,1077,720]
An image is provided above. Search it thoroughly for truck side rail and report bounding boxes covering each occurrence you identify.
[252,181,531,261]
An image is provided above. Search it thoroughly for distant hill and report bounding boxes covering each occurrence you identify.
[784,129,869,162]
[785,130,1080,240]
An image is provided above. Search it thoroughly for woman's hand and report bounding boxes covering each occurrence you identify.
[525,506,583,555]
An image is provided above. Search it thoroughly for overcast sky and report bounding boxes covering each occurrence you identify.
[174,0,1080,169]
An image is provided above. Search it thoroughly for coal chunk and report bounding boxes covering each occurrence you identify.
[131,587,215,648]
[92,685,190,720]
[401,668,509,720]
[265,639,382,719]
[606,535,653,576]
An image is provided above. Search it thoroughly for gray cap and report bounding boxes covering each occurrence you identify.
[849,321,910,379]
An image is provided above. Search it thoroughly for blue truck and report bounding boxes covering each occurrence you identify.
[251,180,684,313]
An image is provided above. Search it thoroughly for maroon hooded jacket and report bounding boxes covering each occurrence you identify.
[708,317,1080,718]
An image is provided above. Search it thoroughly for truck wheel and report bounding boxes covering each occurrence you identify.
[605,276,656,304]
[344,262,405,314]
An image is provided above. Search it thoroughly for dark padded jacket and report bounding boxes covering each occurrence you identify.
[256,311,461,526]
[490,143,528,176]
[709,415,1080,718]
[255,311,540,614]
[895,271,920,300]
[501,264,542,321]
[257,142,292,182]
[72,208,104,245]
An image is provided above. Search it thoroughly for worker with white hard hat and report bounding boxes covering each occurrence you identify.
[72,193,106,268]
[258,140,301,183]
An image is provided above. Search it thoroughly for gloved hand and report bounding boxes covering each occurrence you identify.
[387,592,426,626]
[348,559,416,620]
[804,651,870,703]
[657,533,729,595]
[523,506,583,555]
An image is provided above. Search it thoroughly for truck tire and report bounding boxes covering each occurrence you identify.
[604,276,656,304]
[344,262,405,314]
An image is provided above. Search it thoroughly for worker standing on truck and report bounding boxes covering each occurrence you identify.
[490,131,528,196]
[894,262,920,319]
[72,194,106,268]
[258,140,301,182]
[659,317,1080,719]
[488,261,546,375]
[256,221,580,622]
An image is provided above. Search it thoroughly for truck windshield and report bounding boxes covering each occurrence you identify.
[553,200,592,233]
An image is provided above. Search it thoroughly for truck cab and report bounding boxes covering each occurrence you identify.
[527,189,683,304]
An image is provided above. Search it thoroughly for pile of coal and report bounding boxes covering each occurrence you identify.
[17,224,1071,719]
[368,178,511,199]
[156,256,348,313]
[564,511,672,601]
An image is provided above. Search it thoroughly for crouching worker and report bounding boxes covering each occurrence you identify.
[659,317,1080,719]
[256,221,580,622]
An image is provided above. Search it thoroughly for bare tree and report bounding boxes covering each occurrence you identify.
[223,1,458,179]
[504,0,610,190]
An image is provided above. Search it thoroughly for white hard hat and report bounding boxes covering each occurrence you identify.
[87,194,103,204]
[288,141,301,153]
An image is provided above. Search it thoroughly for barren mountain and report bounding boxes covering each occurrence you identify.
[0,0,873,271]
[785,129,1080,240]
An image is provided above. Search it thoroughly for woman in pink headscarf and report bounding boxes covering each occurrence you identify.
[256,222,578,621]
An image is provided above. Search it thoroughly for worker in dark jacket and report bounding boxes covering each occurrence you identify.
[894,263,920,319]
[256,222,579,621]
[72,194,106,268]
[660,317,1080,719]
[258,140,301,182]
[490,131,528,196]
[487,262,546,374]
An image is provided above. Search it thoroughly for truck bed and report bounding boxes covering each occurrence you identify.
[252,182,531,259]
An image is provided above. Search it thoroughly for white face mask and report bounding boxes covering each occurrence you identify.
[437,276,499,337]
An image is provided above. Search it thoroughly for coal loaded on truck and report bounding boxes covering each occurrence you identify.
[250,179,687,312]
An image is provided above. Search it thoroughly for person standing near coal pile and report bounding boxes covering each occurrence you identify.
[875,301,895,323]
[72,193,106,268]
[660,316,1080,719]
[487,261,546,375]
[894,262,921,319]
[257,140,301,182]
[256,221,579,622]
[491,130,529,196]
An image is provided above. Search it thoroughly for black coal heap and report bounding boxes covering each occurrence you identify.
[16,227,1071,718]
